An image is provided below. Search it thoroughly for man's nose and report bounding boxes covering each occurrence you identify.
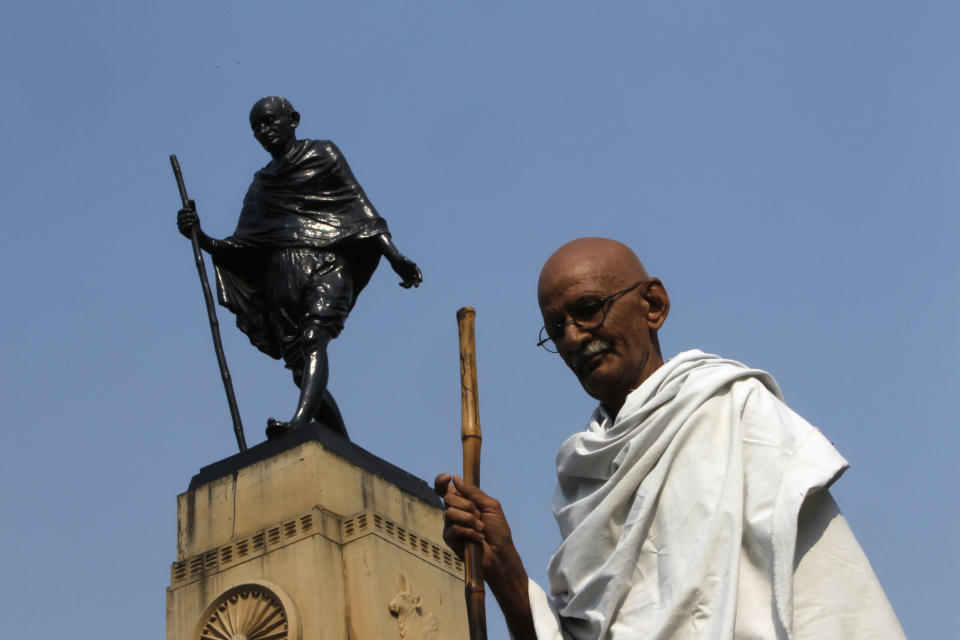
[559,320,592,351]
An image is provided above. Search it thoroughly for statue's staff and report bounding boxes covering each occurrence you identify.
[170,154,247,453]
[456,307,488,640]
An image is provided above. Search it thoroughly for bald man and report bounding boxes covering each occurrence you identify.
[436,238,904,639]
[178,97,421,439]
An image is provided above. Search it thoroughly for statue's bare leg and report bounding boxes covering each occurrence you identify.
[314,391,349,439]
[287,370,347,434]
[266,325,332,439]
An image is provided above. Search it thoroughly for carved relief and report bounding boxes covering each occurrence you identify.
[195,581,301,640]
[388,571,446,640]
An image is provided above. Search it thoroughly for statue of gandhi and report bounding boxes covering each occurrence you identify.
[178,96,422,440]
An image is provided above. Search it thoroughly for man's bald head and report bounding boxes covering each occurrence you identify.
[537,237,669,414]
[538,238,650,300]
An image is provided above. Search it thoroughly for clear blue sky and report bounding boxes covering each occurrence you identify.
[1,2,956,637]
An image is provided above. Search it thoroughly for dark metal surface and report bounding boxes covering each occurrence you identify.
[170,155,247,452]
[175,97,421,444]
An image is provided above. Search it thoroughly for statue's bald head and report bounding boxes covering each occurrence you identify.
[537,237,669,414]
[249,96,296,124]
[249,96,301,158]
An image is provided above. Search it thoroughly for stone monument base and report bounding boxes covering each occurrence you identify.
[165,425,466,639]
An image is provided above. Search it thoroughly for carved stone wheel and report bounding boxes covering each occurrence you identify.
[195,581,301,640]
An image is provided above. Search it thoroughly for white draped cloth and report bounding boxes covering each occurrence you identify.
[525,350,904,639]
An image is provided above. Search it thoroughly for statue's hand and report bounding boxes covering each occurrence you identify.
[391,255,422,289]
[177,202,200,239]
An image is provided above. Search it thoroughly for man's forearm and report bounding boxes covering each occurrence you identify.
[490,571,538,640]
[482,545,538,640]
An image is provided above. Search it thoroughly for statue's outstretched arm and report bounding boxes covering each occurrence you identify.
[377,233,422,289]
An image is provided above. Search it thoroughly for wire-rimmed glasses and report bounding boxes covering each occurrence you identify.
[536,281,646,353]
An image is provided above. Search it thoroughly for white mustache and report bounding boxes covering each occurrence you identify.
[570,339,612,370]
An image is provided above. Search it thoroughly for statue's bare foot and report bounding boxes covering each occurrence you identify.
[266,417,313,439]
[266,417,293,439]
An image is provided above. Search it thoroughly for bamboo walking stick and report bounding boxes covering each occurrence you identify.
[457,307,488,640]
[170,154,247,453]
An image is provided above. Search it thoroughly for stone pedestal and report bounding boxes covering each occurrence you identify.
[166,425,467,639]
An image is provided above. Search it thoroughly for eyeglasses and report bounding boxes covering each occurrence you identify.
[537,281,646,353]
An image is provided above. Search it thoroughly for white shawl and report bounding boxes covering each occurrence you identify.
[525,350,903,639]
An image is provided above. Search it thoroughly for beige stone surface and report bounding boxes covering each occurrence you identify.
[169,536,346,639]
[177,439,444,560]
[344,534,464,639]
[167,435,467,639]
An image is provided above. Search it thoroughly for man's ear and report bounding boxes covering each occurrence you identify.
[643,278,670,330]
[289,110,301,128]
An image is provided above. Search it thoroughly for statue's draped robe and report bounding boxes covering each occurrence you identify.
[212,139,388,362]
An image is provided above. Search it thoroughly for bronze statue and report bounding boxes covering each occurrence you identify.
[177,96,422,440]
